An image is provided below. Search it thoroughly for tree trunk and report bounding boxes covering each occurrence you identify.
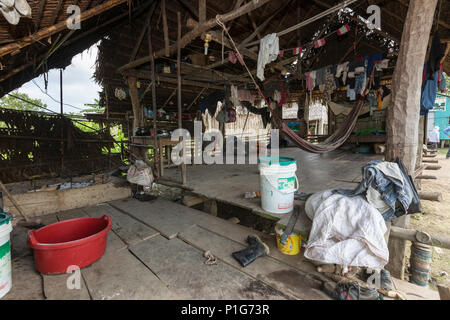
[385,0,438,280]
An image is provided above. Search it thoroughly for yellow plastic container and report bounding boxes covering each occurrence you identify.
[275,226,304,255]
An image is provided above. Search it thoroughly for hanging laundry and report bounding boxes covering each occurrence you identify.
[305,71,316,92]
[198,91,225,116]
[420,62,439,115]
[323,69,337,104]
[279,50,284,58]
[292,46,302,55]
[336,61,349,85]
[347,86,356,101]
[337,24,351,36]
[257,33,279,81]
[375,59,389,71]
[273,90,281,103]
[229,51,244,65]
[230,85,240,107]
[238,89,255,105]
[354,70,367,95]
[314,38,326,48]
[365,53,383,74]
[428,32,445,79]
[228,51,237,64]
[241,101,271,128]
[315,67,327,86]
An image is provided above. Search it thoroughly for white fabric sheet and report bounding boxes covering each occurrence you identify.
[304,190,389,268]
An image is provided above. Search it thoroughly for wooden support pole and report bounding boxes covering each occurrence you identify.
[162,0,170,57]
[199,0,206,24]
[128,76,144,160]
[177,11,187,185]
[130,2,156,62]
[148,23,160,178]
[418,191,443,202]
[60,69,64,174]
[162,88,177,109]
[384,0,438,280]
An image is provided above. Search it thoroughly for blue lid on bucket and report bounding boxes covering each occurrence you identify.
[0,212,11,226]
[258,156,297,166]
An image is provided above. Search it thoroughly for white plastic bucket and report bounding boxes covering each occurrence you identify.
[259,157,298,214]
[0,213,12,299]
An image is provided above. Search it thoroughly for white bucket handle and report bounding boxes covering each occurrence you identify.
[262,174,299,194]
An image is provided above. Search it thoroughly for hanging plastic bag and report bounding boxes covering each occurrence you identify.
[127,160,154,187]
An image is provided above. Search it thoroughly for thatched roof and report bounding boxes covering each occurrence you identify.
[0,0,449,115]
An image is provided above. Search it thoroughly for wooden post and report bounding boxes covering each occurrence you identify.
[60,69,64,174]
[177,11,187,185]
[128,76,145,160]
[162,0,170,57]
[149,23,160,178]
[384,0,438,280]
[199,0,206,24]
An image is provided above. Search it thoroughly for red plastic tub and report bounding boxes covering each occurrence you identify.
[27,215,112,274]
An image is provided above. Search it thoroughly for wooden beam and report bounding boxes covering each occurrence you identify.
[122,69,224,90]
[175,0,199,19]
[49,0,65,26]
[118,0,274,72]
[127,76,143,131]
[149,23,160,177]
[187,87,207,111]
[199,0,206,23]
[130,3,157,62]
[390,226,450,249]
[0,0,129,58]
[162,0,170,57]
[35,0,47,30]
[177,11,187,186]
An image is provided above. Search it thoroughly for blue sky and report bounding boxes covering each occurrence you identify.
[18,43,101,114]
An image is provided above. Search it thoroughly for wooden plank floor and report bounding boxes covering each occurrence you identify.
[162,148,382,220]
[2,197,440,300]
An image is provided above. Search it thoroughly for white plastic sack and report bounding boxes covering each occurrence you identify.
[127,160,154,187]
[304,190,389,268]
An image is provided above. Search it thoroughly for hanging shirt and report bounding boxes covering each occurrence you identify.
[429,127,440,143]
[257,33,279,81]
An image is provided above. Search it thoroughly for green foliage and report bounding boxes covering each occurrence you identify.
[0,91,47,111]
[83,98,104,114]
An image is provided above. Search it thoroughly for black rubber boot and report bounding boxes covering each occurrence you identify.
[232,235,270,267]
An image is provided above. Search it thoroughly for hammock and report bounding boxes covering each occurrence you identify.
[280,92,366,154]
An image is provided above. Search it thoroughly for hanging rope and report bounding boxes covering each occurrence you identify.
[215,16,374,154]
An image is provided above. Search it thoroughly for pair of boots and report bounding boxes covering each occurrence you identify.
[232,235,270,267]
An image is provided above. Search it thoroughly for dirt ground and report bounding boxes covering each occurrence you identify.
[407,150,450,289]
